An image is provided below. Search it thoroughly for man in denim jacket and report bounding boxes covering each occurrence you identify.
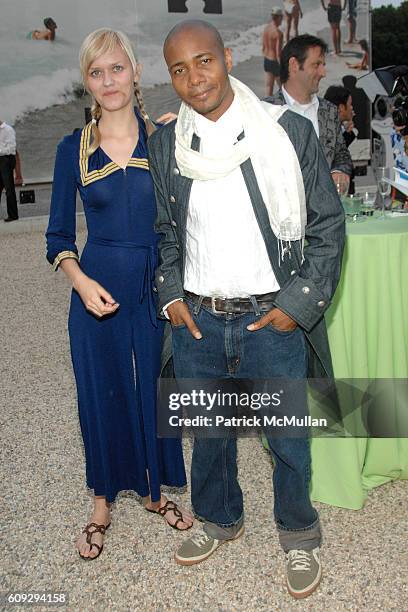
[148,20,345,599]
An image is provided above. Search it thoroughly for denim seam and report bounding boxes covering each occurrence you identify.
[225,319,232,375]
[234,321,241,374]
[221,433,236,524]
[193,295,203,315]
[269,448,282,522]
[192,511,245,529]
[276,516,320,533]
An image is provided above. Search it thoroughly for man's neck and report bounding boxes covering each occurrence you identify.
[283,82,313,105]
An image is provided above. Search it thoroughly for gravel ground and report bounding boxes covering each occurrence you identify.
[1,230,407,612]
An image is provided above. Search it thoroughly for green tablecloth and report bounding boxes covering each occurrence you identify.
[310,214,408,508]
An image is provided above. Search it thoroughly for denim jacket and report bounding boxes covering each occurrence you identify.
[148,109,345,377]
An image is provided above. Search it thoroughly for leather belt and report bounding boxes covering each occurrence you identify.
[185,291,278,314]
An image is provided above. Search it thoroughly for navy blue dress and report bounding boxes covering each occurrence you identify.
[46,112,186,503]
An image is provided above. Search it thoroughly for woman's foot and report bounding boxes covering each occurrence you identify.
[76,499,111,559]
[144,495,194,530]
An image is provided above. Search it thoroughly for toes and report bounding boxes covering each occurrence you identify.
[181,512,194,524]
[178,519,193,530]
[78,543,91,558]
[177,506,194,522]
[76,536,86,556]
[76,531,102,558]
[177,512,194,529]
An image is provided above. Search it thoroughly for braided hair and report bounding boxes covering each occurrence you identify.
[87,99,103,156]
[134,82,155,136]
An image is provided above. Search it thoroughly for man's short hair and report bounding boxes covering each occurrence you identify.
[280,34,328,84]
[324,85,351,107]
[164,19,224,55]
[271,7,283,16]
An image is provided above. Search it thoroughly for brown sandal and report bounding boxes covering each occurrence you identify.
[146,500,192,531]
[78,522,111,560]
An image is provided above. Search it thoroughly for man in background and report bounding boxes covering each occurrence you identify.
[0,120,19,222]
[324,85,357,147]
[262,7,284,96]
[324,85,357,193]
[265,34,353,192]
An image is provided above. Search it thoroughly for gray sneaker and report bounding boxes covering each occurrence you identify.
[286,547,322,599]
[175,525,245,566]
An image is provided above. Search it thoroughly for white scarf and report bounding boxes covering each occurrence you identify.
[175,75,307,252]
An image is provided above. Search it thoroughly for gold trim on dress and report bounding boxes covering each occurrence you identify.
[53,250,79,271]
[79,123,149,186]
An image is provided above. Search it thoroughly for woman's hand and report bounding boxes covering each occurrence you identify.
[60,259,119,318]
[74,275,119,318]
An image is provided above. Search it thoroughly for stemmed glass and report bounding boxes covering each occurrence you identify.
[376,167,391,219]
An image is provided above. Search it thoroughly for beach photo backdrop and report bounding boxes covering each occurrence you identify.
[0,0,370,180]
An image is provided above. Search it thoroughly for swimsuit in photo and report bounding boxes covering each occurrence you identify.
[347,0,357,19]
[284,0,295,14]
[264,58,280,76]
[328,4,342,23]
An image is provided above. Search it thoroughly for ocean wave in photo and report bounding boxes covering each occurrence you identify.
[1,69,81,125]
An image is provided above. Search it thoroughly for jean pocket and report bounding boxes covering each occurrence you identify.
[266,323,298,336]
[171,321,187,330]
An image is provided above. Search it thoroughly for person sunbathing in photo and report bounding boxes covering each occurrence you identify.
[27,18,57,41]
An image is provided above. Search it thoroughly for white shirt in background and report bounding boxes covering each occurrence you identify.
[0,122,17,156]
[282,86,320,138]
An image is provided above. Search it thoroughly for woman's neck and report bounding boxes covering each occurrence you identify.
[98,103,138,138]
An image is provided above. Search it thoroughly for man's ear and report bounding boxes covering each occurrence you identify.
[224,47,233,73]
[288,56,300,76]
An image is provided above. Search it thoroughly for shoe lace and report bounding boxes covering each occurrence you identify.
[287,549,311,571]
[190,531,211,548]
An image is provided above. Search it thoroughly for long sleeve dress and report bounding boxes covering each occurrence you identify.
[46,111,187,503]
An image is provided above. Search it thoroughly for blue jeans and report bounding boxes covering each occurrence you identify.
[172,297,321,551]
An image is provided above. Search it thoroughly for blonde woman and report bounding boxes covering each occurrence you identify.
[46,29,193,560]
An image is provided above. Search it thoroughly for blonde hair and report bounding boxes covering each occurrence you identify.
[79,28,154,156]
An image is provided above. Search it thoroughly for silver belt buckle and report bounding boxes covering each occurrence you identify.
[211,297,225,314]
